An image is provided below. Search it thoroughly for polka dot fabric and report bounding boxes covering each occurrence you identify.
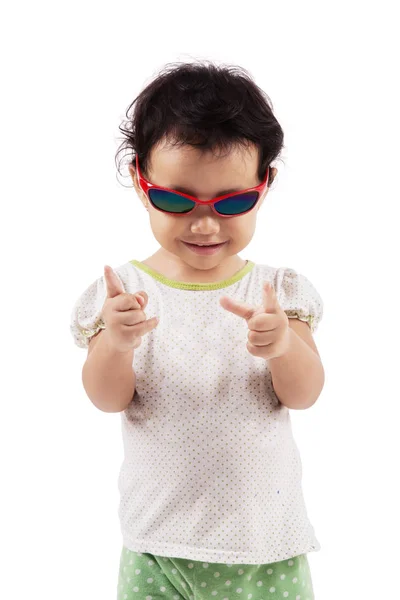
[117,548,315,600]
[274,267,323,335]
[70,259,323,564]
[69,269,126,349]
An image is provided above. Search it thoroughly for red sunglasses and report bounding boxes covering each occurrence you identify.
[135,154,270,217]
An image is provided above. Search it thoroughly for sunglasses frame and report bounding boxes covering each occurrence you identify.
[135,154,270,217]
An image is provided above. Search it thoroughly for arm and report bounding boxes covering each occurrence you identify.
[269,319,325,410]
[82,330,136,413]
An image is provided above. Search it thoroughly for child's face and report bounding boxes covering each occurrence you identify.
[129,140,276,272]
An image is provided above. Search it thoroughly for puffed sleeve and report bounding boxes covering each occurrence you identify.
[274,267,324,334]
[69,268,126,349]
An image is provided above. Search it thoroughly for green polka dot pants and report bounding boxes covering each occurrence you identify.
[117,547,315,600]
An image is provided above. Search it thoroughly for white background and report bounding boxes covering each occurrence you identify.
[1,1,399,598]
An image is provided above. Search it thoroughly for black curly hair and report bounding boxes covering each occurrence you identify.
[115,59,285,188]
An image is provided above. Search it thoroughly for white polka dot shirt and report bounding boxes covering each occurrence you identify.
[70,259,324,564]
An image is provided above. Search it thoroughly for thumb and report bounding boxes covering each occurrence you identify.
[104,265,124,298]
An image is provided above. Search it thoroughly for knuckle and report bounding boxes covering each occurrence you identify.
[133,319,149,336]
[137,290,148,303]
[120,309,146,326]
[119,293,140,310]
[248,330,256,343]
[132,310,146,324]
[247,341,256,354]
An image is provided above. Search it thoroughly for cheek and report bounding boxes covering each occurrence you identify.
[232,215,256,238]
[149,212,183,239]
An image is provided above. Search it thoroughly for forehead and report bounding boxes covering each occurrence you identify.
[146,141,260,195]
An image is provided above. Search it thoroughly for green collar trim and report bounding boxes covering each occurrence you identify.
[129,259,255,290]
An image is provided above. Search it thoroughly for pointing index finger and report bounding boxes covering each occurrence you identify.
[219,295,256,321]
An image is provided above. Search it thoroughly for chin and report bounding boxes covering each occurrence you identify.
[180,250,232,271]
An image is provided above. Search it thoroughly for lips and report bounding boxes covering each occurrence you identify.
[182,241,227,255]
[182,241,226,246]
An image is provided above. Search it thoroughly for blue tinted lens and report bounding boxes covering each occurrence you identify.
[149,189,195,213]
[215,192,259,215]
[149,189,259,216]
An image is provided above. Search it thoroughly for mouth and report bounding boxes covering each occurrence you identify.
[181,241,228,255]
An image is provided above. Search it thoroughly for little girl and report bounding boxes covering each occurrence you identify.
[70,61,324,600]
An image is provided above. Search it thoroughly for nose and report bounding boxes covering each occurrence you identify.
[190,207,221,234]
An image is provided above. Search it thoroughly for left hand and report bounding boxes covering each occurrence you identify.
[219,282,291,359]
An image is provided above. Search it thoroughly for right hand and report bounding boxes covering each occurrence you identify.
[101,265,159,352]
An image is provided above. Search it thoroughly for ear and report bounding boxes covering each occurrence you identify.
[268,167,278,187]
[128,163,139,189]
[129,163,148,208]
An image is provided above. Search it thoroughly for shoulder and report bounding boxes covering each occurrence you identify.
[273,266,322,303]
[250,263,324,334]
[69,260,141,350]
